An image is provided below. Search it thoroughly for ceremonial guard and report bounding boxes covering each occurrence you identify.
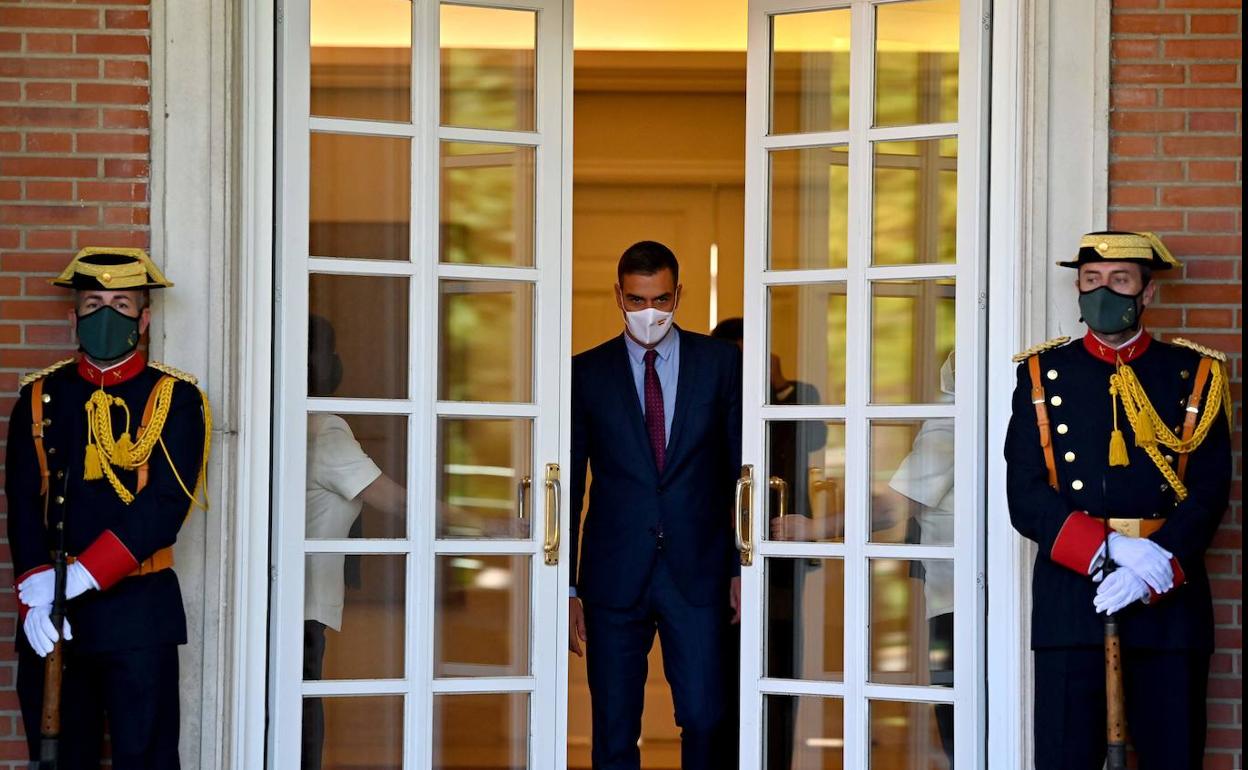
[5,248,211,769]
[1005,232,1231,770]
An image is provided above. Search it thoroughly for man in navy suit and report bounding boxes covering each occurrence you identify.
[568,241,743,770]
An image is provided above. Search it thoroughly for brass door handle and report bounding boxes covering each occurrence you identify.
[735,464,753,566]
[768,475,788,519]
[543,463,560,565]
[517,475,532,520]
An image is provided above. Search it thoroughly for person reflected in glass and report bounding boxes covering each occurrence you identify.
[303,314,406,770]
[711,318,825,770]
[872,350,956,765]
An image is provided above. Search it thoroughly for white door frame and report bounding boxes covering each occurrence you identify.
[223,0,1111,767]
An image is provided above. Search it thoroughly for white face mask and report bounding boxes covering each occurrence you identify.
[625,307,674,346]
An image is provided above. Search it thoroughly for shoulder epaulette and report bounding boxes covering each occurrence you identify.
[18,358,75,389]
[148,360,200,385]
[1169,337,1227,363]
[1012,336,1071,363]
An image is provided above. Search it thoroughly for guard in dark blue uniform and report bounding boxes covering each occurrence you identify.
[1005,232,1231,770]
[5,248,211,769]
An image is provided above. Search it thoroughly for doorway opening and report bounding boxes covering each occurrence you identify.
[570,2,748,767]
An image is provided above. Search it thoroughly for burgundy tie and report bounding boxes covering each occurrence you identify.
[643,349,666,472]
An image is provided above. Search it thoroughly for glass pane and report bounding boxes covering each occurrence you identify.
[304,555,404,680]
[303,694,403,770]
[310,0,411,122]
[870,558,954,687]
[870,699,954,769]
[769,146,849,270]
[433,692,529,769]
[440,142,535,267]
[309,275,409,399]
[440,4,536,132]
[310,132,410,261]
[435,554,531,676]
[870,279,955,404]
[766,421,845,544]
[765,557,844,682]
[763,694,843,770]
[439,280,534,402]
[770,9,851,135]
[872,139,958,266]
[768,284,847,405]
[437,418,533,539]
[870,420,954,546]
[306,413,407,539]
[874,0,960,128]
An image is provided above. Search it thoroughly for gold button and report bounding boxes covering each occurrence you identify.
[42,418,51,426]
[1057,424,1069,434]
[56,470,64,480]
[55,496,65,504]
[1047,369,1058,381]
[101,272,112,283]
[1180,370,1190,379]
[1160,484,1169,491]
[1072,480,1084,491]
[1065,451,1076,462]
[1051,396,1063,406]
[1097,241,1109,253]
[47,447,57,455]
[1166,455,1175,463]
[41,393,51,404]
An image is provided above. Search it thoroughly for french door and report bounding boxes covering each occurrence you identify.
[272,1,571,767]
[737,0,988,768]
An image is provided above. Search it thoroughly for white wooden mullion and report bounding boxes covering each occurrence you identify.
[865,262,958,281]
[308,256,419,276]
[302,678,410,697]
[411,2,441,768]
[863,543,956,560]
[310,115,418,137]
[760,128,852,150]
[307,397,416,414]
[759,678,848,698]
[863,682,957,704]
[435,401,540,418]
[866,120,959,142]
[269,0,312,763]
[431,676,538,694]
[436,263,540,282]
[437,125,542,146]
[759,404,848,420]
[304,539,412,554]
[756,540,846,558]
[433,538,541,555]
[738,1,771,766]
[759,267,850,285]
[842,2,874,766]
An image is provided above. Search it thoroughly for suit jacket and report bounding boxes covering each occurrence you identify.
[570,329,742,609]
[6,358,207,653]
[1005,334,1230,651]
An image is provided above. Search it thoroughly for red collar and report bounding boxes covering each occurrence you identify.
[1082,330,1152,365]
[78,353,146,386]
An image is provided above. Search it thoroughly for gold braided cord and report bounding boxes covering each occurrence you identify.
[158,388,213,514]
[1109,359,1228,502]
[85,377,177,504]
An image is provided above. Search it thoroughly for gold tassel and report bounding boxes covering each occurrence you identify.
[1109,429,1130,467]
[1109,382,1130,467]
[113,432,134,467]
[1133,414,1155,447]
[84,443,103,480]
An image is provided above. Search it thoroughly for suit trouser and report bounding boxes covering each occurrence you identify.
[302,620,329,770]
[18,643,180,770]
[1033,647,1209,770]
[583,558,733,770]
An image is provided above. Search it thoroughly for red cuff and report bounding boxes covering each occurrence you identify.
[1148,557,1187,603]
[76,530,139,591]
[1050,511,1107,575]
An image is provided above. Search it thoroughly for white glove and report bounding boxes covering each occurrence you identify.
[17,562,98,607]
[22,605,73,658]
[1093,568,1151,615]
[1106,532,1173,594]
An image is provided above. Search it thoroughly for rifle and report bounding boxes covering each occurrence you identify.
[1103,521,1128,770]
[33,476,69,770]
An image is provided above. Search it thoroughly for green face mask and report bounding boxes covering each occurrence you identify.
[1078,285,1142,336]
[77,306,141,362]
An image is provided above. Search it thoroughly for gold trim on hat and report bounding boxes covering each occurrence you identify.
[49,247,174,289]
[1067,231,1180,269]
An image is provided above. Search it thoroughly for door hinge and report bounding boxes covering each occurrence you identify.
[978,290,987,311]
[976,571,986,590]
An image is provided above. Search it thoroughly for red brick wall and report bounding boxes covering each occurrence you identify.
[1110,1,1242,767]
[0,1,151,763]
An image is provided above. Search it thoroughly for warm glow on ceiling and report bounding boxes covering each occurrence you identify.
[310,0,959,53]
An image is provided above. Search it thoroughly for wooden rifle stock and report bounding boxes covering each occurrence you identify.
[1104,573,1128,770]
[37,518,68,768]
